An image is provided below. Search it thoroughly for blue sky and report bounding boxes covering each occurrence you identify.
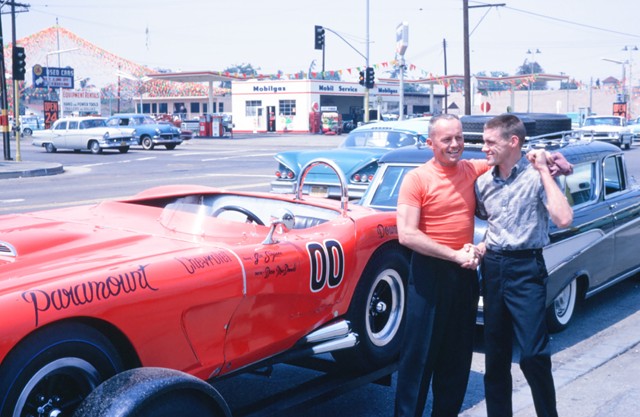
[5,0,639,84]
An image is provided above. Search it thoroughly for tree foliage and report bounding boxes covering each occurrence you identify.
[516,60,547,90]
[476,70,511,94]
[220,63,260,88]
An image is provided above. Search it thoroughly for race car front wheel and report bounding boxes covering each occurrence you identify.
[332,244,409,371]
[73,368,231,417]
[0,322,125,417]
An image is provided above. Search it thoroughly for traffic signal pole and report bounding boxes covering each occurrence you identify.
[314,0,371,122]
[364,0,370,122]
[11,1,22,161]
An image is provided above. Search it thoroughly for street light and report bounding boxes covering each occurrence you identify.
[526,48,541,112]
[115,70,151,114]
[623,45,638,97]
[602,57,627,102]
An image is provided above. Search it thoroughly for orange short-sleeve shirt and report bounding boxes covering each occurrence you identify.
[398,159,489,250]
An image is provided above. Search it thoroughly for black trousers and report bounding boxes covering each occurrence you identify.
[481,249,558,417]
[394,253,479,417]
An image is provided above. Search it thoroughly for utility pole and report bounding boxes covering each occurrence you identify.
[463,0,471,115]
[463,1,505,115]
[364,0,370,122]
[443,38,448,113]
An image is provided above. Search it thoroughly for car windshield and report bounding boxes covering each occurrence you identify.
[79,119,107,129]
[584,117,622,127]
[340,130,420,148]
[129,116,157,126]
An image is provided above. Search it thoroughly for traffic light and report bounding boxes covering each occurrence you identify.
[358,70,365,86]
[12,46,26,81]
[314,25,325,50]
[365,66,375,89]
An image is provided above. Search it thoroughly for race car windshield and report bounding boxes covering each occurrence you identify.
[159,201,214,237]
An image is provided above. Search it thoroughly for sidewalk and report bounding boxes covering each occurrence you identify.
[462,306,640,417]
[0,160,63,179]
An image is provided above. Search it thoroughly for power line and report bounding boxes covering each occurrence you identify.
[504,5,640,39]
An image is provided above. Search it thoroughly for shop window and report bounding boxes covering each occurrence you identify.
[279,100,296,116]
[159,103,168,114]
[190,103,200,114]
[246,100,262,117]
[219,103,224,112]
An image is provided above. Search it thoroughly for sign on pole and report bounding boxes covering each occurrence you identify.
[43,100,59,129]
[395,22,409,56]
[61,89,101,115]
[32,65,75,89]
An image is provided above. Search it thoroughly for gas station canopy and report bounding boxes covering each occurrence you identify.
[145,71,248,84]
[145,71,251,114]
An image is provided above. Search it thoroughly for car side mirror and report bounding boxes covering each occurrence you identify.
[262,209,295,245]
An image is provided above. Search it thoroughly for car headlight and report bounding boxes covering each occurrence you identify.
[103,132,110,140]
[155,128,161,135]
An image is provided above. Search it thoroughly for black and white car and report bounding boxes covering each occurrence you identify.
[32,116,136,154]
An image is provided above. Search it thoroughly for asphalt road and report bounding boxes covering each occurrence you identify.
[0,133,344,214]
[2,133,640,416]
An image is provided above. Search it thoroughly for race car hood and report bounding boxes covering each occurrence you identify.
[0,201,247,292]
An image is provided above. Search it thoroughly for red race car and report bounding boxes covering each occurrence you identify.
[0,160,409,417]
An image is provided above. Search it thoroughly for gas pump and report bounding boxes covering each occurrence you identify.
[199,114,212,136]
[199,114,225,137]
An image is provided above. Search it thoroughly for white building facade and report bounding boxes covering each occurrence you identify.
[231,78,443,134]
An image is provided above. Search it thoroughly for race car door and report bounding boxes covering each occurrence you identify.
[222,215,356,371]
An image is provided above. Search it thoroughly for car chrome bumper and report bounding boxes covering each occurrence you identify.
[101,137,136,148]
[152,136,182,145]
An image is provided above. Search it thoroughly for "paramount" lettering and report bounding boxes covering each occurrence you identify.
[21,265,157,326]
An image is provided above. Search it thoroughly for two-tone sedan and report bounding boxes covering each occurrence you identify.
[271,118,430,199]
[106,113,183,150]
[0,160,409,417]
[359,139,640,332]
[32,117,136,154]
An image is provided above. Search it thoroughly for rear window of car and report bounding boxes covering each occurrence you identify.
[341,130,418,148]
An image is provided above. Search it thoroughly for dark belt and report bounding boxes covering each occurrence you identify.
[486,247,542,258]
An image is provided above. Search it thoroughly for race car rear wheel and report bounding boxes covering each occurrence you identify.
[73,368,231,417]
[332,244,409,371]
[0,322,125,417]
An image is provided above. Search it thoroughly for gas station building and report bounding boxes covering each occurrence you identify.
[144,72,445,135]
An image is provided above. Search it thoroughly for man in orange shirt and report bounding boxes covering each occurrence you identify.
[394,114,488,417]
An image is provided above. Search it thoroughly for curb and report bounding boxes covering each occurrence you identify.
[0,161,64,179]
